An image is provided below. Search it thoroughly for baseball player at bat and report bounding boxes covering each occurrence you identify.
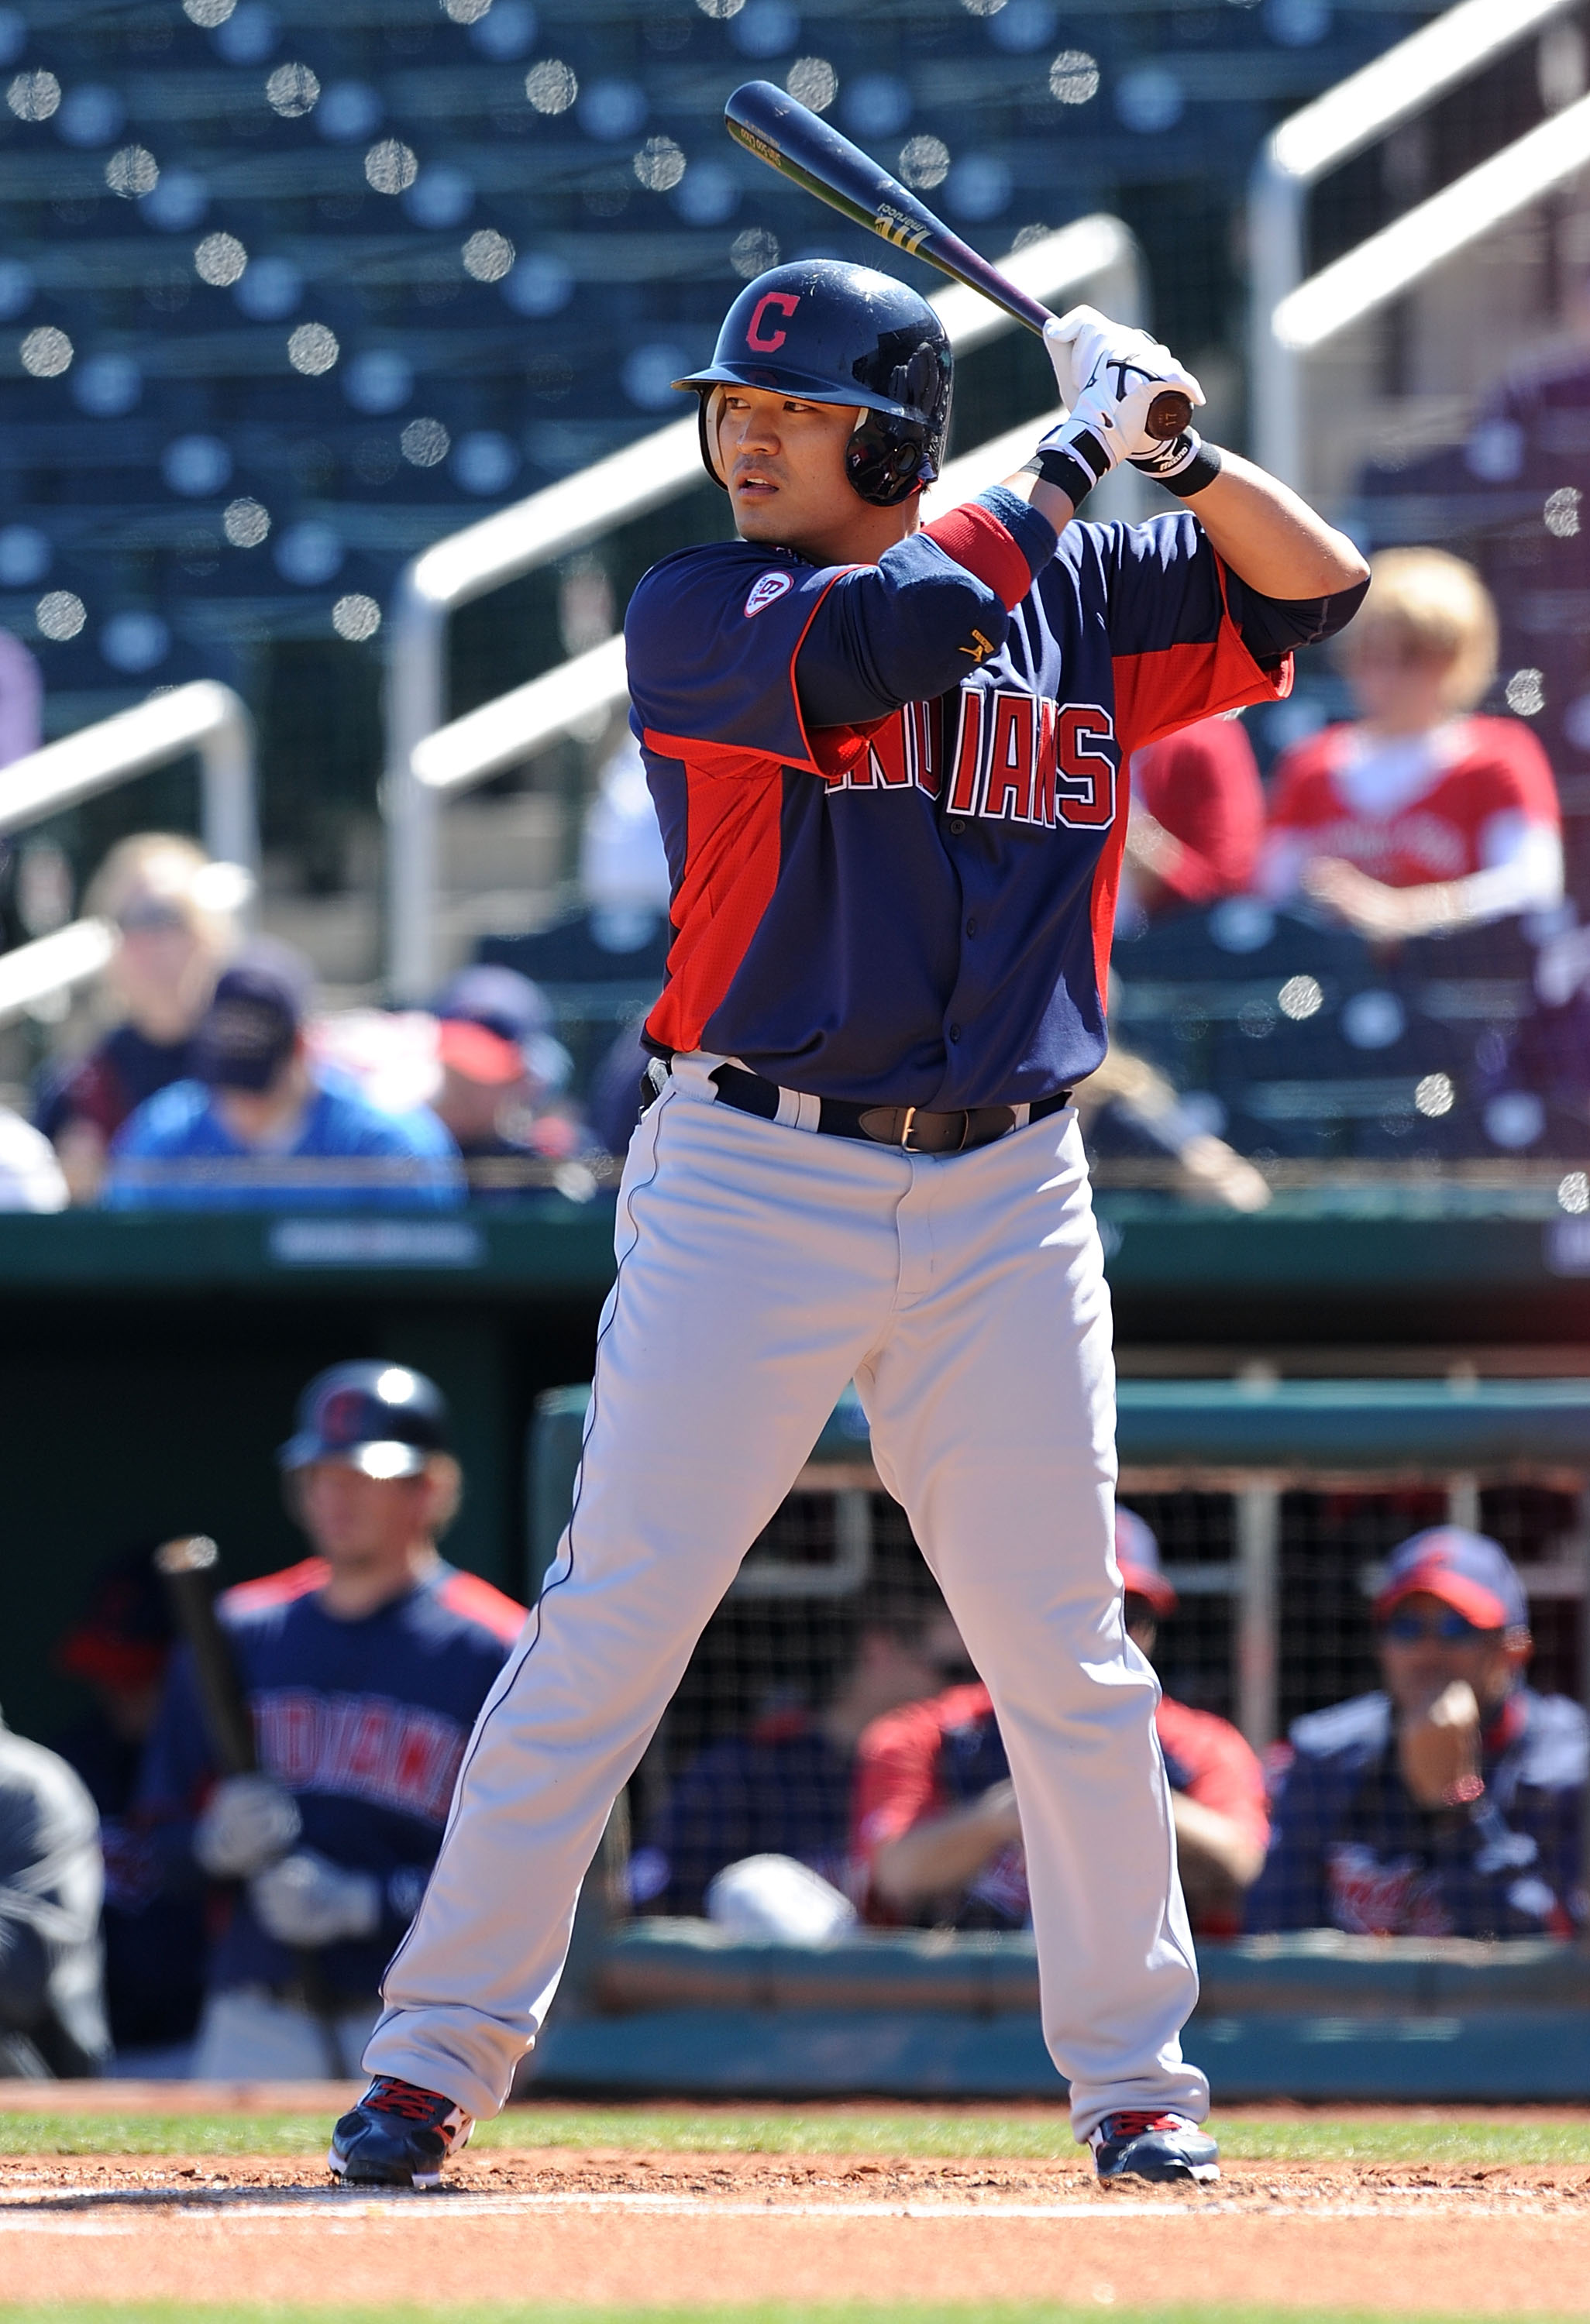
[134,1363,522,2080]
[333,261,1368,2191]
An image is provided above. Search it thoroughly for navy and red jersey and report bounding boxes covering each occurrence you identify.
[852,1679,1268,1934]
[625,486,1343,1109]
[1245,1686,1586,1941]
[135,1556,523,1999]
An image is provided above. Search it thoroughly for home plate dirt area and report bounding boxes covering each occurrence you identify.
[4,2095,1590,2313]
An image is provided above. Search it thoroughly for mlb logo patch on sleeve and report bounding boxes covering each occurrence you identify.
[745,571,794,617]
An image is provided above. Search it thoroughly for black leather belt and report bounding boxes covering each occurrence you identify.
[705,1061,1071,1155]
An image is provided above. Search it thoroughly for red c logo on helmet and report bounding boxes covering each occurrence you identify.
[745,290,800,352]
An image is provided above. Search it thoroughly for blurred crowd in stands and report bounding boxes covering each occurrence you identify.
[0,536,1575,1212]
[5,1375,1581,2080]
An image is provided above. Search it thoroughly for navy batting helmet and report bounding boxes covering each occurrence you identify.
[675,259,952,510]
[278,1360,450,1480]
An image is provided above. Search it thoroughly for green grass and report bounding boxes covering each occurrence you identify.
[0,2107,1588,2165]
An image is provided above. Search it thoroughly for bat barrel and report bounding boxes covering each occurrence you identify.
[725,83,1192,443]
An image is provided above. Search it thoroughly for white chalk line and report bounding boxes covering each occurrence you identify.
[0,2188,1576,2232]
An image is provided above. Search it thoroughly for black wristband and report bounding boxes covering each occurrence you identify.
[1024,445,1101,509]
[1162,438,1223,498]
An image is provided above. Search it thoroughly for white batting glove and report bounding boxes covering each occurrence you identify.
[1042,305,1203,465]
[249,1849,381,1948]
[193,1773,301,1879]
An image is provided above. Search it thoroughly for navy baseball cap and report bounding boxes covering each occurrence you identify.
[194,940,311,1092]
[278,1360,451,1480]
[1375,1527,1528,1632]
[1117,1507,1176,1616]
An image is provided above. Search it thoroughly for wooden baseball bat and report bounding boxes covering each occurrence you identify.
[724,79,1192,442]
[153,1535,349,2078]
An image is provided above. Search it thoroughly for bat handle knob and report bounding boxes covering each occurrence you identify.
[154,1535,220,1577]
[1145,390,1192,443]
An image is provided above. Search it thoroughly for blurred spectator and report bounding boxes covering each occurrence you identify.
[429,965,594,1198]
[478,732,672,988]
[627,1595,952,1923]
[1121,714,1265,922]
[1077,1044,1271,1213]
[854,1514,1268,1934]
[0,1703,109,2076]
[134,1361,524,2078]
[53,1549,206,2061]
[0,1109,67,1211]
[103,940,464,1210]
[1247,1528,1585,1939]
[1258,551,1562,942]
[36,835,243,1204]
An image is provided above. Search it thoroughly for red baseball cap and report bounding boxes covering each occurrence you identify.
[436,1017,524,1087]
[1117,1507,1177,1616]
[1374,1527,1526,1632]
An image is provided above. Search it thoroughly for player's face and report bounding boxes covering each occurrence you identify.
[1376,1589,1525,1718]
[713,387,866,546]
[294,1458,435,1568]
[1340,630,1454,734]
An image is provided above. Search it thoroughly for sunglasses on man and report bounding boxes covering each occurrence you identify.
[1378,1607,1491,1645]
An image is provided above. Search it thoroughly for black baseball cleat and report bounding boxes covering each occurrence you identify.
[328,2076,475,2190]
[1088,2110,1220,2185]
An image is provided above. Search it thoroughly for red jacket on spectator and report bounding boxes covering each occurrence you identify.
[1127,713,1265,908]
[1263,715,1559,890]
[852,1680,1268,1934]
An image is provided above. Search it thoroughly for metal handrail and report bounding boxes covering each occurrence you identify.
[0,918,114,1030]
[1248,0,1580,483]
[1274,92,1590,356]
[384,215,1147,997]
[0,680,257,866]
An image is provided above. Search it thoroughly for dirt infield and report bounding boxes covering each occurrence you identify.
[5,2145,1590,2312]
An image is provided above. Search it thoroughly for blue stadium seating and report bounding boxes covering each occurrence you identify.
[0,0,1434,885]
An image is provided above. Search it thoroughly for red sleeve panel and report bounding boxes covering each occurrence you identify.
[921,500,1038,611]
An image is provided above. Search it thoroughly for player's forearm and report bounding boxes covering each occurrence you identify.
[869,1781,1020,1909]
[1000,466,1077,536]
[1186,451,1368,600]
[1171,1793,1266,1893]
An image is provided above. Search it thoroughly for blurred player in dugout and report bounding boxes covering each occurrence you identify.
[1248,1528,1586,1938]
[135,1362,522,2077]
[852,1512,1269,1937]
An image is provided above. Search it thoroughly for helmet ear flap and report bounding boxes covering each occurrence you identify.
[696,386,730,492]
[845,413,936,510]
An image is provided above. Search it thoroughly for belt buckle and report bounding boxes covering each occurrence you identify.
[899,1105,922,1151]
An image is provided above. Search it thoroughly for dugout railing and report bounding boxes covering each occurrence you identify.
[525,1375,1590,2101]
